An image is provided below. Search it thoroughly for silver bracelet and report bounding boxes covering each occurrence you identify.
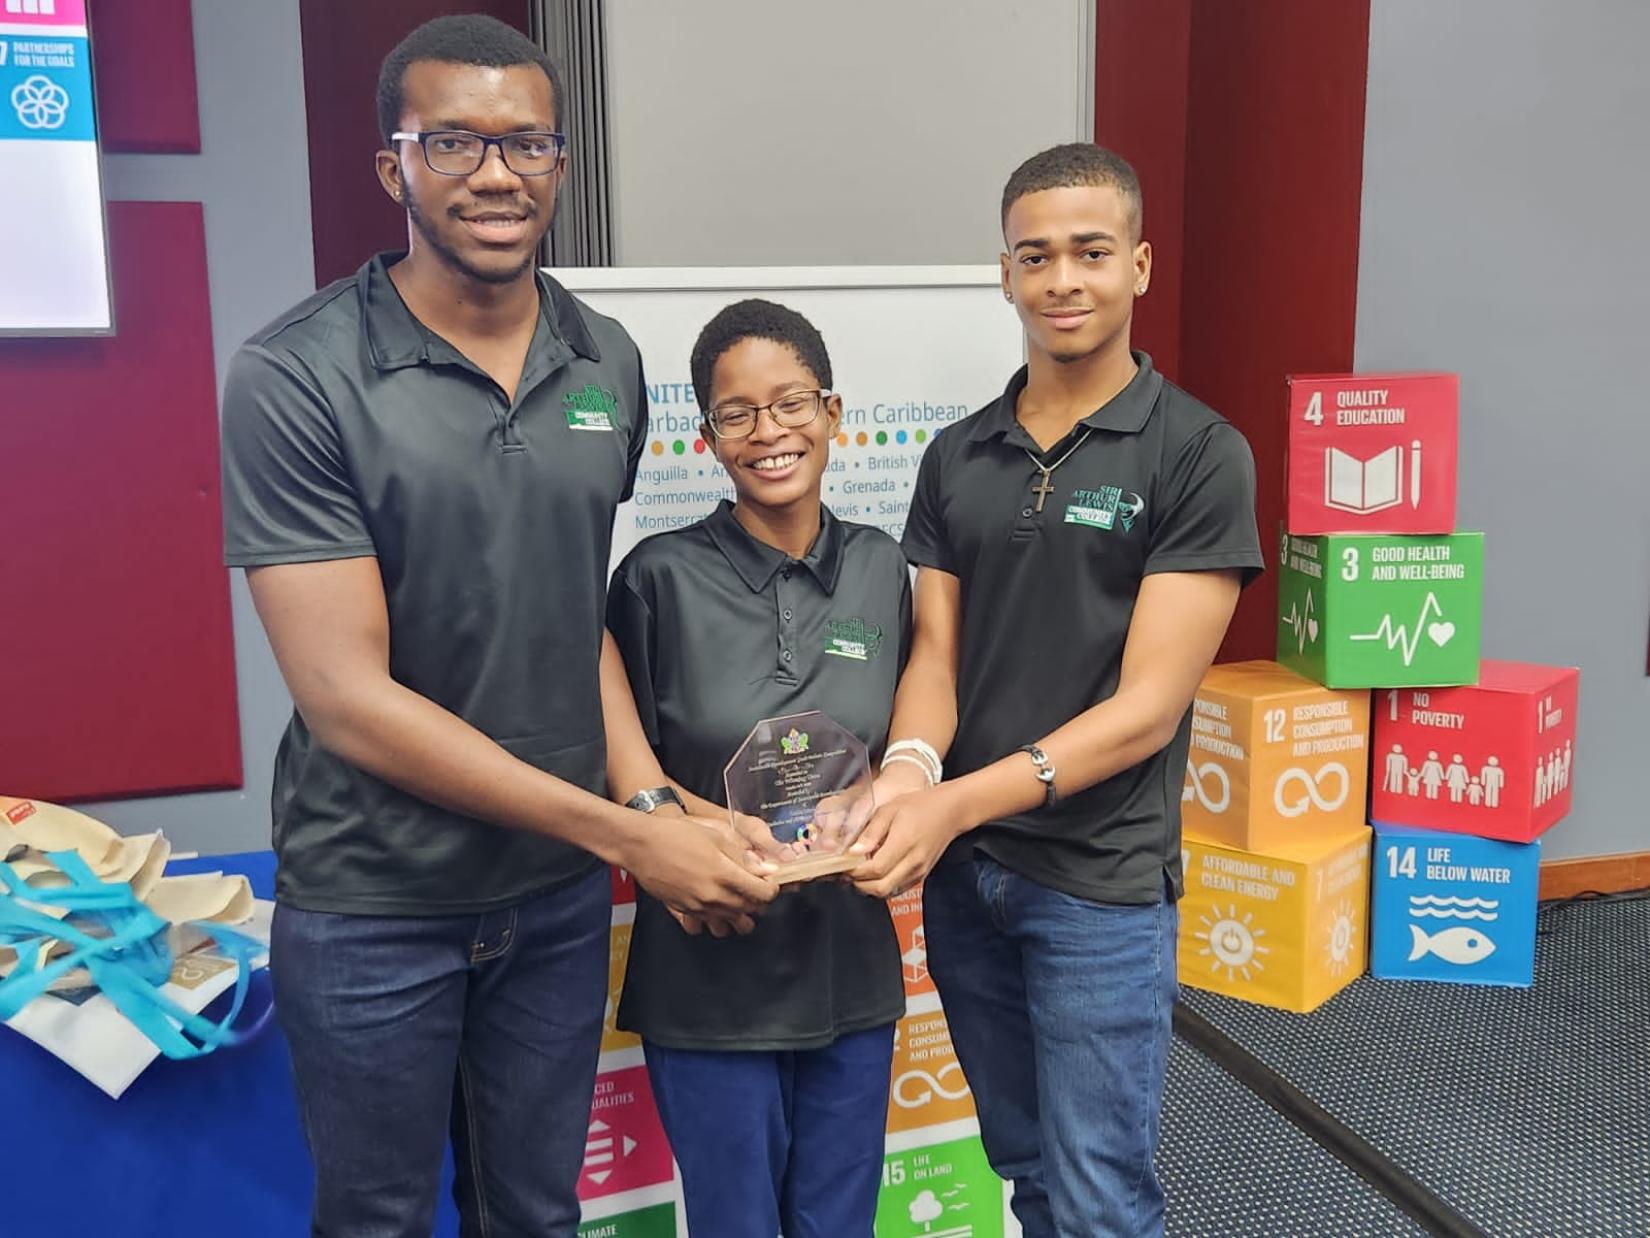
[1019,744,1057,808]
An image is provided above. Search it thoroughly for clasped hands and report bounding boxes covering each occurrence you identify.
[638,762,963,937]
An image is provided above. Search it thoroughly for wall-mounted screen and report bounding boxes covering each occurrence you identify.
[0,0,113,335]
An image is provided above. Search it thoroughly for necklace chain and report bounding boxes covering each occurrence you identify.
[1024,426,1093,478]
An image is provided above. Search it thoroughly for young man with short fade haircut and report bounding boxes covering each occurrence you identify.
[853,142,1264,1236]
[220,14,773,1235]
[1000,140,1144,237]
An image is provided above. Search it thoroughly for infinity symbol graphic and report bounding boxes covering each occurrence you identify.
[1273,763,1349,817]
[1182,760,1231,813]
[893,1063,970,1107]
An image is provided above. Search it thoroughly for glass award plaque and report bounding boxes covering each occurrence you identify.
[724,710,875,884]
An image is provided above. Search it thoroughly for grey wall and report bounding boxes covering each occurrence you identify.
[604,0,1092,266]
[1356,0,1650,860]
[84,0,313,854]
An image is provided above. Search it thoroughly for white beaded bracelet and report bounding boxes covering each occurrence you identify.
[880,751,938,785]
[884,738,943,777]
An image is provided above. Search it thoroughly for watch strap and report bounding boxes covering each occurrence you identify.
[625,786,684,814]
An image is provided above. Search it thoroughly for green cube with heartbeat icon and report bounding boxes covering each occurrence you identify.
[1276,531,1483,689]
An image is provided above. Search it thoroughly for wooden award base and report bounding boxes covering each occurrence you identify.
[775,851,862,885]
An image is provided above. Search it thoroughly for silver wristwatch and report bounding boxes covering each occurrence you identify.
[625,786,684,814]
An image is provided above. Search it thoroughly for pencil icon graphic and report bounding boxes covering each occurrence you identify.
[1410,440,1422,508]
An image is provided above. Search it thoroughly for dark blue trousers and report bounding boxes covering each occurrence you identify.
[643,1024,895,1237]
[272,866,610,1238]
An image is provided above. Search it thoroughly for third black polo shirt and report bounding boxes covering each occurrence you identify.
[607,502,909,1049]
[901,352,1264,904]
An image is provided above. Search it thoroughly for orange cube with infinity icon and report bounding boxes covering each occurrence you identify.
[887,1006,976,1134]
[1182,661,1371,851]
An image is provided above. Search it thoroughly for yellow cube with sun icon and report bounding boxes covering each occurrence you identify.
[1178,825,1371,1013]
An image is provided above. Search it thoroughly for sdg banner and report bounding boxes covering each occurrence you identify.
[0,0,113,333]
[564,267,1024,1235]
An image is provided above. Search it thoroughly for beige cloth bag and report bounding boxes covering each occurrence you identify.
[1,797,254,986]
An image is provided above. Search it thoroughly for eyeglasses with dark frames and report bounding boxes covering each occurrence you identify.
[706,389,833,440]
[391,129,565,177]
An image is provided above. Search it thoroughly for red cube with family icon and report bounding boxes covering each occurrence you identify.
[1370,660,1579,843]
[1285,372,1459,535]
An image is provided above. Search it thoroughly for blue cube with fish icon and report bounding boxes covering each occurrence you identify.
[1370,823,1539,986]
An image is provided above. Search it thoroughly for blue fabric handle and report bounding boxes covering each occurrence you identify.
[0,851,272,1060]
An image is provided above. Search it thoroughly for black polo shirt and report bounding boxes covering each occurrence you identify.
[221,253,647,915]
[902,352,1263,905]
[607,501,909,1050]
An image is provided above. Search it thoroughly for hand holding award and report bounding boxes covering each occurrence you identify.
[723,711,875,884]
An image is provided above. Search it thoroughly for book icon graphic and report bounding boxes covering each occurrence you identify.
[1324,441,1423,515]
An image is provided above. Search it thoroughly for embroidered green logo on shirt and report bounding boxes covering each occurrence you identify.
[824,617,883,662]
[1065,485,1145,533]
[563,383,618,431]
[780,728,811,755]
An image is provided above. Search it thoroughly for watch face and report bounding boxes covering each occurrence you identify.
[631,787,679,813]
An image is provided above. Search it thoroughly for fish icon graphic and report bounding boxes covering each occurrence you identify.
[1408,924,1496,966]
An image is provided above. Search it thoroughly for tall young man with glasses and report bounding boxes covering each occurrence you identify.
[851,144,1264,1236]
[219,16,773,1235]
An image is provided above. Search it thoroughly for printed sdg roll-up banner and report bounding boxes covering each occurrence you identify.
[585,893,1018,1233]
[878,1136,1004,1238]
[0,0,116,333]
[570,268,1024,1234]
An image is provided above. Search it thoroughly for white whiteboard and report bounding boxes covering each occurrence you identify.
[556,265,1026,571]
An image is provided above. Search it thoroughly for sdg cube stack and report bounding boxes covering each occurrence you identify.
[1368,661,1578,987]
[1276,374,1481,688]
[1178,660,1372,1012]
[1269,372,1575,991]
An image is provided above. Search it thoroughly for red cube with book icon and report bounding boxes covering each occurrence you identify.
[1370,660,1579,843]
[1286,373,1459,535]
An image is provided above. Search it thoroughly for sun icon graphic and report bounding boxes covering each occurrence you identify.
[1324,899,1358,977]
[1194,904,1269,983]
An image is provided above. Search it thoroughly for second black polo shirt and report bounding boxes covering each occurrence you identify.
[607,501,909,1050]
[901,352,1264,905]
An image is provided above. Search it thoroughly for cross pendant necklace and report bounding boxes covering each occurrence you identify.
[1024,427,1093,513]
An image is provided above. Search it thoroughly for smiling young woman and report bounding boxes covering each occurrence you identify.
[601,299,912,1238]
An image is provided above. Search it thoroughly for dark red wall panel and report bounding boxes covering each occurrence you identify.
[1094,0,1193,383]
[0,202,240,802]
[90,0,201,154]
[1177,0,1370,662]
[299,0,530,287]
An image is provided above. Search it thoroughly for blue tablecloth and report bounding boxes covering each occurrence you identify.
[11,851,461,1237]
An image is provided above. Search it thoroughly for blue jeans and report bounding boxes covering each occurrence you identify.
[643,1024,895,1238]
[923,853,1177,1238]
[270,865,610,1238]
